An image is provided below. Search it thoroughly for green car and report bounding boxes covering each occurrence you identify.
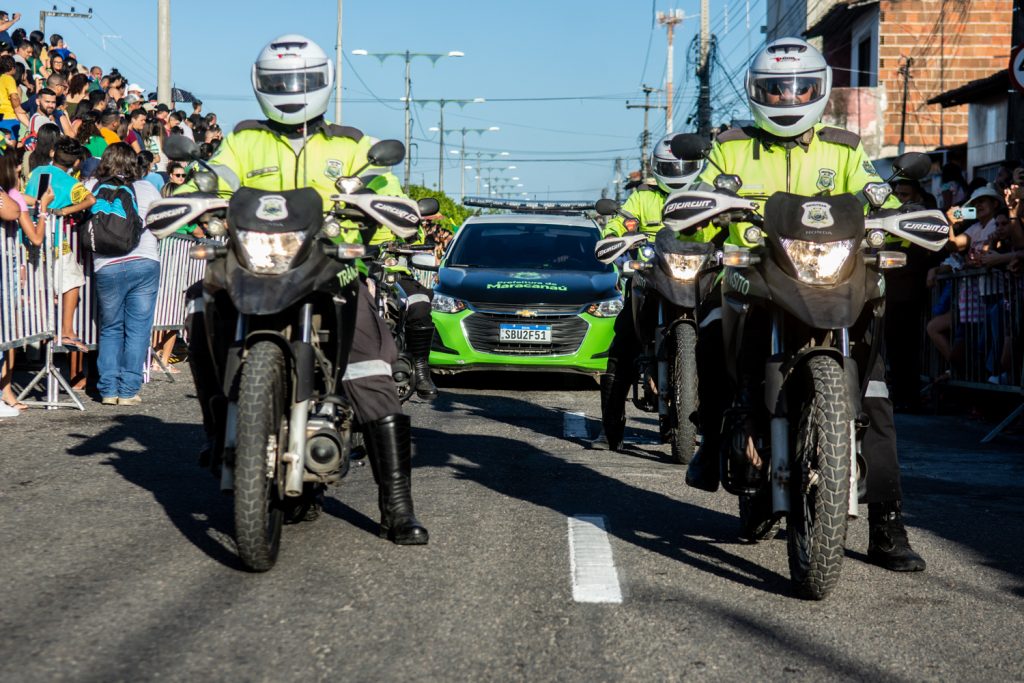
[430,212,622,374]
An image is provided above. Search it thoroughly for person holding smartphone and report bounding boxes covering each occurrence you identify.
[24,137,96,350]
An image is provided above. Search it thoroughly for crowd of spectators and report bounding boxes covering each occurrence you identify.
[886,160,1024,413]
[0,16,221,418]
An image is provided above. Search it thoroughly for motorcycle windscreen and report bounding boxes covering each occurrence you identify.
[763,193,864,243]
[229,187,323,234]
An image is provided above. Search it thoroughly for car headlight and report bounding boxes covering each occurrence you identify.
[587,297,624,317]
[779,237,857,285]
[432,293,467,314]
[236,229,306,275]
[663,253,709,282]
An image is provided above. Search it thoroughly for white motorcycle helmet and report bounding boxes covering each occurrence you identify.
[251,34,334,126]
[651,134,703,193]
[745,37,832,138]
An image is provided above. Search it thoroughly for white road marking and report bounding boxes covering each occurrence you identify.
[568,515,623,604]
[563,411,589,439]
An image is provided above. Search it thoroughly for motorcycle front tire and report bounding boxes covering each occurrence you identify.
[669,324,699,465]
[233,341,288,572]
[787,354,852,600]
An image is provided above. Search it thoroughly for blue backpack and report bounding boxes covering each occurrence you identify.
[79,178,143,256]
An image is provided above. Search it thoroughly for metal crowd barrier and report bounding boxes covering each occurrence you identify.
[924,267,1024,442]
[1,218,210,410]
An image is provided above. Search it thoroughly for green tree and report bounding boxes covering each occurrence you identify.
[406,184,473,232]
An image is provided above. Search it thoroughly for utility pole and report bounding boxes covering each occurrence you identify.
[697,0,712,137]
[157,0,171,107]
[898,56,913,155]
[657,9,685,134]
[613,158,623,203]
[335,0,343,124]
[626,84,666,178]
[39,7,91,34]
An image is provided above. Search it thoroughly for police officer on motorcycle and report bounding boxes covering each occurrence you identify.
[185,35,428,545]
[600,135,709,450]
[684,37,924,572]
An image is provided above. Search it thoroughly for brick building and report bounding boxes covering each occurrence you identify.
[766,0,1016,170]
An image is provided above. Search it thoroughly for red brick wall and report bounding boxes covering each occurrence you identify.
[877,0,1013,150]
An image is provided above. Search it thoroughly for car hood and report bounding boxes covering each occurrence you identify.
[438,267,619,306]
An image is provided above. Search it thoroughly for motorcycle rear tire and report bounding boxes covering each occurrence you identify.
[787,354,851,600]
[669,324,699,465]
[234,341,288,572]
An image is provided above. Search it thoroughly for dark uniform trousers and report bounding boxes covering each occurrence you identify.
[396,275,434,328]
[697,306,902,505]
[342,281,402,425]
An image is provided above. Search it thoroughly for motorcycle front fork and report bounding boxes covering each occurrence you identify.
[220,303,318,499]
[768,319,859,518]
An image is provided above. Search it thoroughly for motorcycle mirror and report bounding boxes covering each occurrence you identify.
[194,171,218,194]
[163,134,201,162]
[669,133,711,161]
[891,152,931,180]
[410,252,439,272]
[595,198,620,216]
[367,139,406,167]
[417,197,440,217]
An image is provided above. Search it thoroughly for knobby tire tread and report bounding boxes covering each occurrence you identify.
[670,325,699,464]
[787,354,851,600]
[234,341,286,572]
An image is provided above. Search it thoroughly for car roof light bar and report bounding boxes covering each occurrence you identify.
[463,197,595,213]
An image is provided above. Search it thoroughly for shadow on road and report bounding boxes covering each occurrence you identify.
[67,414,243,570]
[412,388,793,598]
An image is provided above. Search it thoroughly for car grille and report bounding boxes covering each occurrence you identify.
[468,301,584,315]
[462,311,590,356]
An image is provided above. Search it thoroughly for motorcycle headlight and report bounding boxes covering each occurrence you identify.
[432,293,467,314]
[236,229,307,275]
[586,297,624,318]
[664,253,709,282]
[779,237,857,285]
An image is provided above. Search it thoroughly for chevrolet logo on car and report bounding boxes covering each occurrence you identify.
[516,309,538,317]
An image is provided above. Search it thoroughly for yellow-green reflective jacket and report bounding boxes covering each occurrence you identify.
[601,184,721,244]
[698,122,900,246]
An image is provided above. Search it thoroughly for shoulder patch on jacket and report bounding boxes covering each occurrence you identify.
[816,127,861,150]
[322,124,364,142]
[233,119,273,134]
[716,126,755,143]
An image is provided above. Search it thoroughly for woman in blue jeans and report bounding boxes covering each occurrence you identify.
[85,143,163,405]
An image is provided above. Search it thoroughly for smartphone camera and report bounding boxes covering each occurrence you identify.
[952,206,976,221]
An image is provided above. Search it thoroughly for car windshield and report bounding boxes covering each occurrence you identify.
[447,222,611,272]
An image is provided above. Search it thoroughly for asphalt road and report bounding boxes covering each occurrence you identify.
[1,368,1022,682]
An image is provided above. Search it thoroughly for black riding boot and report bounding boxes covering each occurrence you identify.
[868,500,925,571]
[405,325,438,400]
[600,371,628,451]
[364,414,429,545]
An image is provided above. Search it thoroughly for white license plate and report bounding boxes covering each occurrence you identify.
[499,324,551,343]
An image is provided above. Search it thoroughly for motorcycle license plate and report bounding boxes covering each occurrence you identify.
[499,324,551,343]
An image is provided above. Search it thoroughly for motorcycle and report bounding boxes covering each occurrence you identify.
[593,179,722,461]
[146,135,429,572]
[663,148,949,598]
[364,239,439,403]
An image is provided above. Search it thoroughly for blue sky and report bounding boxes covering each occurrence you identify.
[18,0,770,199]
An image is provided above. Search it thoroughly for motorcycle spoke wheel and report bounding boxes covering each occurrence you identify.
[669,324,699,464]
[786,355,851,600]
[233,341,287,572]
